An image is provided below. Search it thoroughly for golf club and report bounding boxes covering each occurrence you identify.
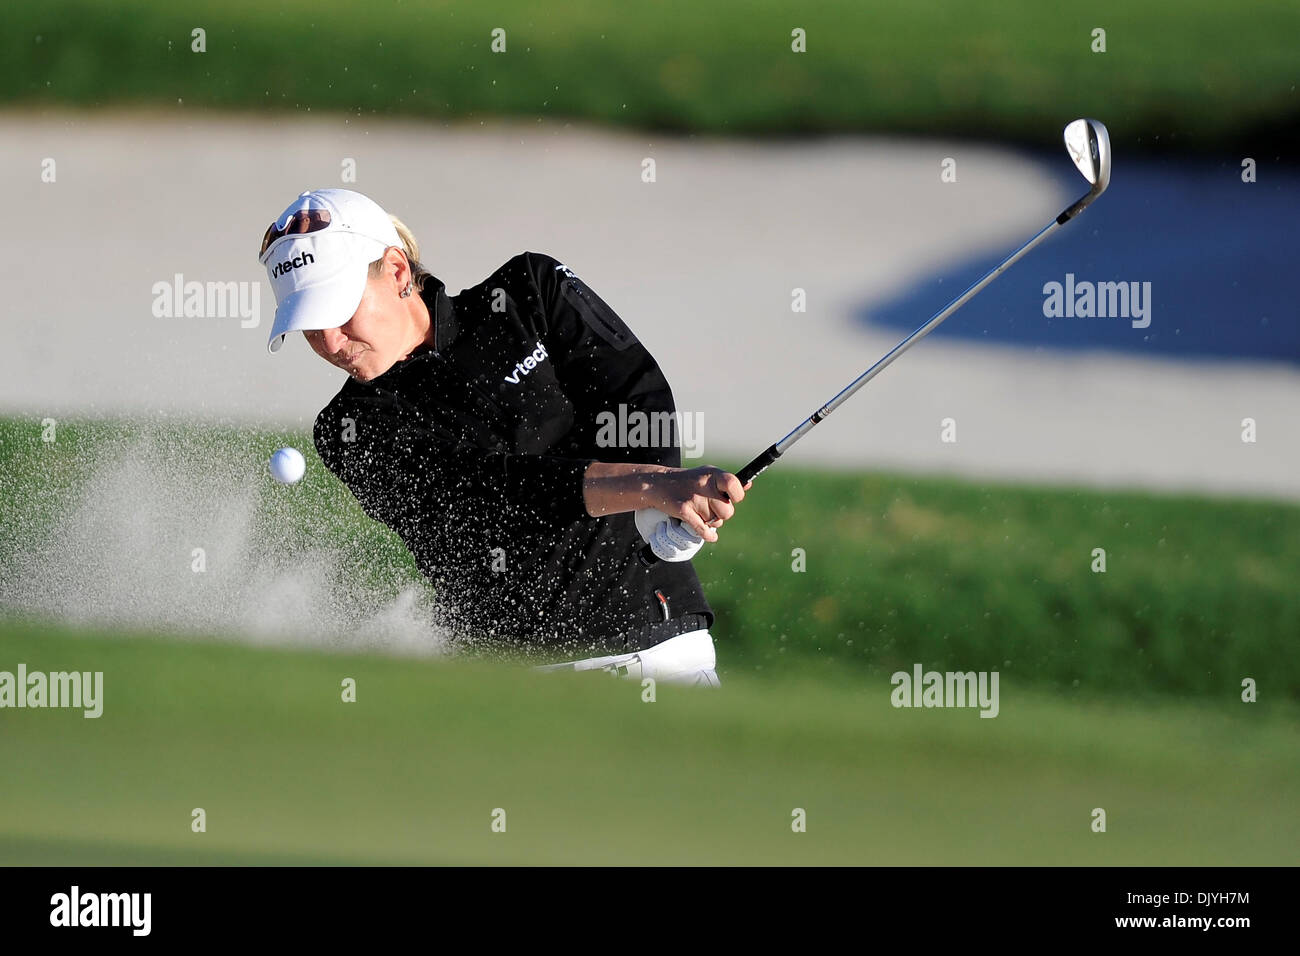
[639,118,1111,567]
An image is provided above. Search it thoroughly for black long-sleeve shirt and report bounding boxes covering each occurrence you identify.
[314,251,713,657]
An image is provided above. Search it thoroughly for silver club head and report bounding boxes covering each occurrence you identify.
[1063,118,1111,193]
[1058,118,1111,221]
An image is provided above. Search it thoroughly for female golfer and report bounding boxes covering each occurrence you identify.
[258,188,746,685]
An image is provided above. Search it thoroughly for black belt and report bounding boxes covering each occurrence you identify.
[611,612,711,655]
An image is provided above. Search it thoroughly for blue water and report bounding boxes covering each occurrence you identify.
[859,157,1299,364]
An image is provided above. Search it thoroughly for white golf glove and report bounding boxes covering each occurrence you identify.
[634,507,706,563]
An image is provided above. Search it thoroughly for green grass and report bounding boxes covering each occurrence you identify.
[698,472,1300,702]
[1,618,1296,865]
[2,415,1296,703]
[3,1,1297,151]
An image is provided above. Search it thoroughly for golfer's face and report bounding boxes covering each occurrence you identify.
[303,277,405,381]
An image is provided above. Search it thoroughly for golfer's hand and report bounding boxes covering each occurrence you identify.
[645,466,750,542]
[634,508,706,563]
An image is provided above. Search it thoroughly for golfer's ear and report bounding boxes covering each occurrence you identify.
[389,247,412,289]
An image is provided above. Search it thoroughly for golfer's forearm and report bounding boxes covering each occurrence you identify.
[582,461,673,517]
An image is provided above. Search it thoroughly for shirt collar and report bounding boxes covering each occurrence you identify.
[420,275,458,352]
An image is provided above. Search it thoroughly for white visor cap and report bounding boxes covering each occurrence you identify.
[259,189,403,353]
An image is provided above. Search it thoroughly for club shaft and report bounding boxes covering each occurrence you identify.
[738,217,1062,483]
[640,181,1101,565]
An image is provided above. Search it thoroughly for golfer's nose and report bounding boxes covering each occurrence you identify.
[319,326,348,353]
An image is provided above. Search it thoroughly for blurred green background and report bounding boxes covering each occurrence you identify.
[3,0,1297,151]
[5,418,1296,701]
[4,617,1297,865]
[4,419,1297,864]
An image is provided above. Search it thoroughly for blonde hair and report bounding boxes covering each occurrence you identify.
[368,214,431,292]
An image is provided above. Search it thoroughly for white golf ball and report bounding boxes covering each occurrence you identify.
[269,446,306,484]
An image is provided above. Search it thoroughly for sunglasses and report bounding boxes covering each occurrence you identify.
[259,208,332,258]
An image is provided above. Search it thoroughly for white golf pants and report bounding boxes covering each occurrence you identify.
[537,629,720,687]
